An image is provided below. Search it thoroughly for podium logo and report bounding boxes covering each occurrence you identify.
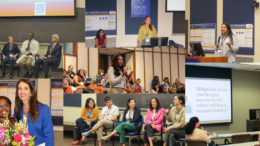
[138,0,145,4]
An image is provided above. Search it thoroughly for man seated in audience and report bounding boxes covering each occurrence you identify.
[173,78,184,92]
[101,73,110,92]
[83,96,119,146]
[170,86,177,94]
[63,70,73,87]
[34,34,62,78]
[0,36,20,79]
[96,69,104,84]
[133,78,144,94]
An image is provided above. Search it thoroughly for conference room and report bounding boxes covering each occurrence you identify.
[185,63,260,146]
[0,0,85,79]
[63,44,185,94]
[85,0,185,54]
[0,78,63,146]
[64,93,186,146]
[185,0,260,63]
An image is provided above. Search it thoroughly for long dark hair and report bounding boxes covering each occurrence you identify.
[222,23,234,45]
[140,16,154,31]
[176,95,185,105]
[149,97,161,112]
[163,77,170,84]
[0,96,12,117]
[153,76,159,81]
[15,79,39,123]
[111,54,125,76]
[96,29,106,39]
[85,98,95,109]
[76,69,84,77]
[152,82,159,90]
[185,117,199,135]
[127,98,136,109]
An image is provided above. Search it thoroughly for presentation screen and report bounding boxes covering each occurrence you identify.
[166,0,185,11]
[185,77,232,124]
[0,0,75,17]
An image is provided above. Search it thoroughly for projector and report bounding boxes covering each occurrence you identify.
[252,0,259,7]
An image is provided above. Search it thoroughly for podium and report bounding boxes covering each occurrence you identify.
[185,56,228,63]
[246,120,260,141]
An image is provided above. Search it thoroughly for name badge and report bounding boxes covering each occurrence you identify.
[9,54,13,57]
[48,55,51,57]
[218,48,223,53]
[146,38,150,42]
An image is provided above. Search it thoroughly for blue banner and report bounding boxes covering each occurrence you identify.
[190,24,216,29]
[131,0,150,17]
[51,79,63,88]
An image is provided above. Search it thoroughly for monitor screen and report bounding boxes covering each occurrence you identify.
[166,0,185,11]
[0,0,75,17]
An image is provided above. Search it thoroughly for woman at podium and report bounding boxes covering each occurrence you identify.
[215,23,239,63]
[137,16,158,47]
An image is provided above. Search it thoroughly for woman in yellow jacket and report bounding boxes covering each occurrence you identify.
[137,16,158,47]
[71,98,99,145]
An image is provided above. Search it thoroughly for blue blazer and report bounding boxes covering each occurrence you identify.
[14,103,54,146]
[1,43,20,57]
[122,106,141,133]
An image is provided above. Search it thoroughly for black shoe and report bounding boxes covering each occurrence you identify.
[23,72,29,78]
[9,74,13,79]
[35,74,38,78]
[28,72,34,78]
[45,75,49,78]
[0,74,5,79]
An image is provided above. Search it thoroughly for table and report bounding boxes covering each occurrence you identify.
[210,131,260,139]
[185,56,228,63]
[219,141,259,146]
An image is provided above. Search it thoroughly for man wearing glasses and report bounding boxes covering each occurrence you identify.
[83,96,119,146]
[17,32,39,78]
[34,34,62,78]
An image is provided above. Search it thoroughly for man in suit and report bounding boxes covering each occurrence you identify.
[17,32,39,78]
[34,34,62,78]
[0,36,20,79]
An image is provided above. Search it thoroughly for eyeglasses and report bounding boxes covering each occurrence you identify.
[0,105,10,109]
[89,103,94,105]
[118,59,123,61]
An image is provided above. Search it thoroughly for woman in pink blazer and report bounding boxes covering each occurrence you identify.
[144,97,165,146]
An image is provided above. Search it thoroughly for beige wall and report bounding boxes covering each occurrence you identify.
[64,56,77,73]
[88,48,99,79]
[202,70,260,143]
[76,0,85,8]
[78,43,88,72]
[186,0,259,61]
[86,0,185,47]
[37,79,51,106]
[0,43,63,68]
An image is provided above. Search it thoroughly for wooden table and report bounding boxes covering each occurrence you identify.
[210,131,260,139]
[185,56,228,63]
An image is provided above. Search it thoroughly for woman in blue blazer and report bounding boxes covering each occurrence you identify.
[101,98,141,146]
[14,79,54,146]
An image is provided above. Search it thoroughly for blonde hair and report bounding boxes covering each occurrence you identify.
[7,36,13,41]
[68,65,73,70]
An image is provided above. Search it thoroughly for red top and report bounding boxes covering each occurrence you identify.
[95,35,106,47]
[136,87,141,93]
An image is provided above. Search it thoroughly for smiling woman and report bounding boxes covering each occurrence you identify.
[0,96,15,126]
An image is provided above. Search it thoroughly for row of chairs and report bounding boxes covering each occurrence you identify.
[73,115,185,146]
[0,47,62,76]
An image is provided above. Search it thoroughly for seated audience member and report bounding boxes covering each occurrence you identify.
[95,29,107,48]
[67,65,76,79]
[71,98,99,145]
[173,78,184,92]
[170,86,177,94]
[162,77,172,89]
[164,95,185,146]
[83,97,119,146]
[17,32,39,78]
[101,73,110,90]
[152,76,160,88]
[101,98,141,146]
[133,78,144,94]
[96,69,104,84]
[35,34,62,78]
[125,79,134,94]
[63,70,73,86]
[73,69,87,86]
[144,97,165,146]
[0,36,20,79]
[185,117,215,146]
[151,82,160,94]
[159,85,168,94]
[108,54,133,94]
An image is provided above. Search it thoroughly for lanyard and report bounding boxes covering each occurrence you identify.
[146,27,149,37]
[175,106,182,120]
[107,109,111,116]
[129,110,133,119]
[220,36,227,48]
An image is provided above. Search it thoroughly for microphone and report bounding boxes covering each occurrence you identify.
[169,104,173,110]
[218,36,221,43]
[123,67,128,77]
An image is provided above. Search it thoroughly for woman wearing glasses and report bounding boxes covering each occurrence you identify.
[108,54,134,94]
[14,79,54,146]
[0,96,15,125]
